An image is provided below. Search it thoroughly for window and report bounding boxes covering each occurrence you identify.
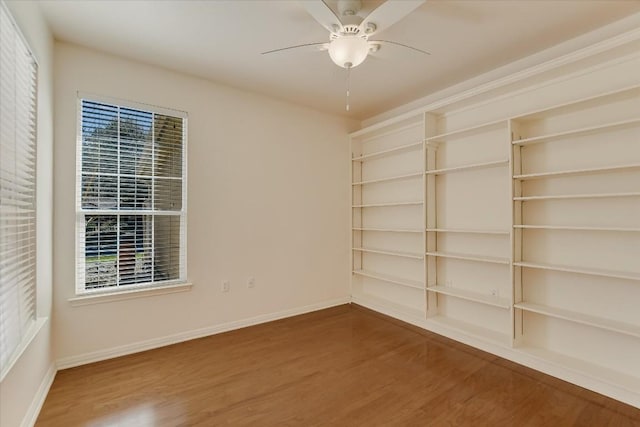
[76,97,187,294]
[0,3,38,375]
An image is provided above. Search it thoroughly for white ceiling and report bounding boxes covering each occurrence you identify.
[39,0,640,120]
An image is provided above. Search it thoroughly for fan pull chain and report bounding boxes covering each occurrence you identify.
[346,64,351,112]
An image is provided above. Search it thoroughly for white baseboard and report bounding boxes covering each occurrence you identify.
[21,362,57,427]
[351,294,640,409]
[56,296,350,370]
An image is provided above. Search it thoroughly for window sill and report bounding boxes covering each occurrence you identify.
[69,282,193,307]
[0,317,48,382]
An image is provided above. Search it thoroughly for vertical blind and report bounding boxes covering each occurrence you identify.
[0,3,38,375]
[76,98,186,294]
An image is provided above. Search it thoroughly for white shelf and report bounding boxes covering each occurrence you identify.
[514,192,640,201]
[352,201,423,208]
[426,228,509,235]
[426,251,510,265]
[426,159,509,175]
[512,118,640,146]
[427,315,511,347]
[511,84,640,121]
[353,227,423,233]
[514,261,640,282]
[515,302,640,339]
[352,172,423,186]
[352,247,424,260]
[425,120,505,143]
[514,225,640,232]
[429,285,510,309]
[351,292,425,320]
[352,141,422,161]
[353,269,423,290]
[513,163,640,180]
[519,346,640,394]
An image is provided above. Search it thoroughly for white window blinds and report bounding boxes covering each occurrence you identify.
[76,97,187,294]
[0,3,38,375]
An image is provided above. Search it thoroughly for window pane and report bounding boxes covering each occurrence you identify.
[84,215,117,289]
[120,108,152,177]
[81,101,118,175]
[154,215,180,281]
[154,178,181,211]
[154,115,182,178]
[119,215,152,285]
[81,174,117,209]
[119,176,151,210]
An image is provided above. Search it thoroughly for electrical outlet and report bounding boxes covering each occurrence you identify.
[222,280,230,292]
[247,277,255,288]
[490,288,499,297]
[446,280,453,287]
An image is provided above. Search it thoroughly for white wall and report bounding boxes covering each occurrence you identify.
[0,1,55,426]
[53,42,355,364]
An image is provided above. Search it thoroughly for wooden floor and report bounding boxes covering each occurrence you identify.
[37,304,640,426]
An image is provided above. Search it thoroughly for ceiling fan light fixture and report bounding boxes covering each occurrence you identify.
[328,36,369,68]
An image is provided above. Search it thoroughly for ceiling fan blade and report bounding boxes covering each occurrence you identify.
[359,0,426,36]
[261,42,329,55]
[370,40,430,55]
[299,0,343,34]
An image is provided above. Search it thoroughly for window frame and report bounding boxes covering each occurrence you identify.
[75,93,188,296]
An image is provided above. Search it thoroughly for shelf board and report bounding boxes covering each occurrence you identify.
[427,315,511,347]
[513,163,640,180]
[519,346,640,394]
[425,119,505,143]
[511,84,640,121]
[352,141,422,161]
[351,292,425,320]
[426,251,510,265]
[514,225,640,232]
[352,247,424,260]
[353,227,423,233]
[426,159,509,175]
[426,228,509,235]
[512,117,640,146]
[513,261,640,281]
[429,285,510,308]
[352,201,423,208]
[352,172,423,186]
[515,302,640,339]
[352,269,424,290]
[514,192,640,201]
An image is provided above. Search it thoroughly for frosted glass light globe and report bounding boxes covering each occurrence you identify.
[328,36,369,68]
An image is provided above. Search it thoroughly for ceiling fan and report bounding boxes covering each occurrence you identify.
[262,0,429,69]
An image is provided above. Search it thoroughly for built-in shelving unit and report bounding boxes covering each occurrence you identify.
[350,67,640,407]
[351,117,426,316]
[510,84,640,399]
[422,113,512,342]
